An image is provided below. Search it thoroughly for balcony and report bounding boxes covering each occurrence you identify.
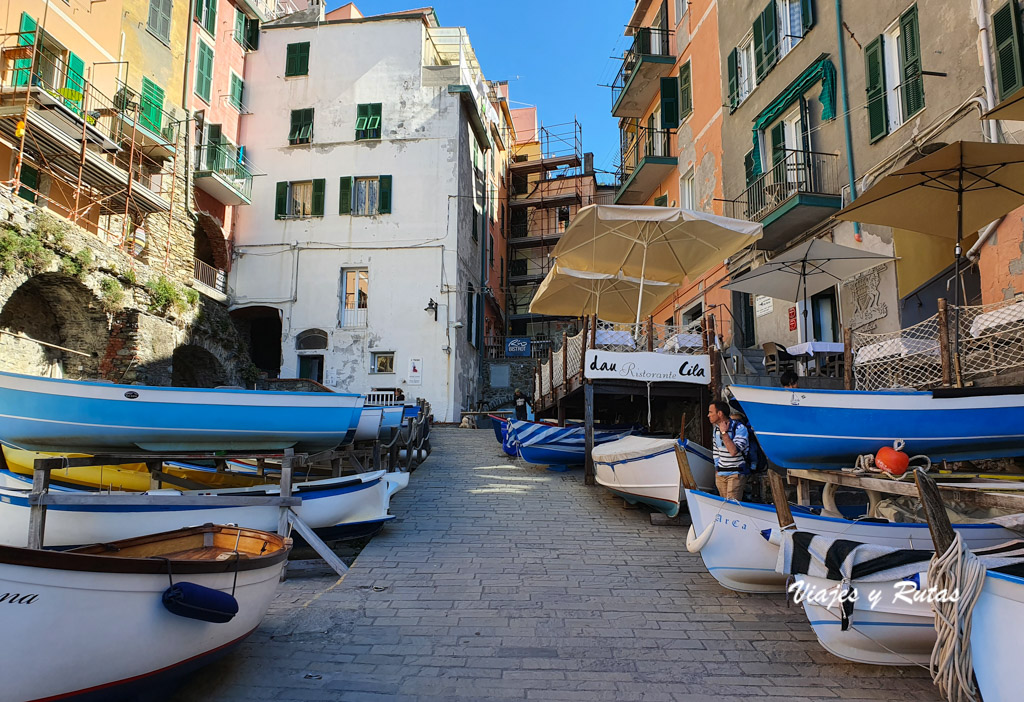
[111,82,178,161]
[509,221,566,248]
[193,142,253,206]
[615,126,676,205]
[611,27,675,119]
[725,149,843,251]
[193,258,227,297]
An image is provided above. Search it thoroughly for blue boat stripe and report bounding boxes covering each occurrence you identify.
[705,566,779,573]
[757,430,1024,442]
[596,446,676,467]
[0,412,350,436]
[807,620,934,628]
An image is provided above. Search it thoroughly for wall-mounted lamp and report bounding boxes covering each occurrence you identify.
[424,298,438,321]
[450,321,464,329]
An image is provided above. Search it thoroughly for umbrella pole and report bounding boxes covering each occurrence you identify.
[953,178,963,387]
[634,245,648,333]
[801,260,809,343]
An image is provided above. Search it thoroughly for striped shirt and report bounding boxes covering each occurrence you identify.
[713,421,749,474]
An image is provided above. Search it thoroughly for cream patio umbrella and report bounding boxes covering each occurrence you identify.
[723,239,896,341]
[833,141,1024,362]
[528,264,677,323]
[550,204,763,327]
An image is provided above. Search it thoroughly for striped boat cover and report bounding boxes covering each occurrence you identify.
[506,420,634,449]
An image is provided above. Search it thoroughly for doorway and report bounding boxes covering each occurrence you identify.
[298,354,324,384]
[811,287,839,342]
[730,291,755,348]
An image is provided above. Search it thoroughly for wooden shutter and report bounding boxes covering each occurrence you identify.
[899,5,924,118]
[312,179,325,216]
[753,16,765,82]
[286,42,310,76]
[275,182,288,219]
[744,149,757,187]
[679,62,693,119]
[339,177,352,214]
[378,175,392,214]
[202,0,216,35]
[727,48,739,110]
[65,52,86,111]
[759,1,778,78]
[801,0,815,33]
[355,103,369,138]
[234,9,245,44]
[660,77,679,129]
[196,42,213,102]
[14,13,36,87]
[230,74,244,109]
[864,35,888,142]
[995,0,1024,99]
[139,77,164,133]
[206,124,222,169]
[770,123,786,165]
[18,164,38,203]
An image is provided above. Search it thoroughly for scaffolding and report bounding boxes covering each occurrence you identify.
[0,22,181,269]
[507,118,586,338]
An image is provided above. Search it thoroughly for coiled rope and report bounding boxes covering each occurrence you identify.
[928,532,986,702]
[847,439,932,481]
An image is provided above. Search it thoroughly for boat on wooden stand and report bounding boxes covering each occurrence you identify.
[507,419,634,466]
[3,524,289,702]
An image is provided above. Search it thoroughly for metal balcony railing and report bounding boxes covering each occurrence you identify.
[193,141,253,200]
[193,258,226,292]
[726,149,841,223]
[611,26,672,108]
[617,126,673,184]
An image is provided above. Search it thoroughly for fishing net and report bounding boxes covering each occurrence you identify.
[851,314,944,391]
[957,297,1024,383]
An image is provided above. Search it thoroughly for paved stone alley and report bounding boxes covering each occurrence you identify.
[172,428,941,701]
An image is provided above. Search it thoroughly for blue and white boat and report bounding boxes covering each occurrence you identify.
[0,467,408,547]
[0,370,364,453]
[507,419,634,465]
[488,414,507,444]
[730,384,1024,470]
[592,437,716,515]
[380,406,404,433]
[352,407,384,443]
[972,564,1024,699]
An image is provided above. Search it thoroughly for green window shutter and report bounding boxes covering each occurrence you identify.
[801,0,816,33]
[18,164,38,203]
[759,1,778,78]
[899,5,924,118]
[275,181,288,219]
[679,62,693,119]
[660,77,679,129]
[311,179,325,216]
[14,13,37,87]
[864,35,888,142]
[195,42,213,102]
[653,195,668,207]
[234,9,245,44]
[148,0,172,43]
[203,0,217,35]
[229,74,244,109]
[139,77,165,133]
[995,0,1024,100]
[289,109,312,144]
[744,149,757,187]
[339,176,352,214]
[727,48,739,110]
[194,0,203,22]
[286,42,309,76]
[770,122,786,168]
[355,103,369,137]
[378,175,392,214]
[64,52,85,111]
[753,17,765,83]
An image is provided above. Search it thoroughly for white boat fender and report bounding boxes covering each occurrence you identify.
[162,582,239,623]
[686,521,714,553]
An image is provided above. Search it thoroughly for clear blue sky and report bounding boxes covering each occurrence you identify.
[331,0,632,183]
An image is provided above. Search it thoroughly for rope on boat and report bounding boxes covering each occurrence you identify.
[928,532,985,702]
[848,439,932,481]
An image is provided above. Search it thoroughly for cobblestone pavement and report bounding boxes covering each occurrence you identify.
[172,428,940,701]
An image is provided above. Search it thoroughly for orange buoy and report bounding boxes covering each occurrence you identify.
[876,445,910,476]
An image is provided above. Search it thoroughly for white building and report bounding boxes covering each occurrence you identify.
[230,4,496,421]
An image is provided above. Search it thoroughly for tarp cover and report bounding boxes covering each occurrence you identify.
[591,436,677,464]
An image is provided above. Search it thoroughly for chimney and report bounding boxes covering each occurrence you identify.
[583,152,594,175]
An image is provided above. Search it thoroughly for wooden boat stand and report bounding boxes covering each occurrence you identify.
[21,448,353,577]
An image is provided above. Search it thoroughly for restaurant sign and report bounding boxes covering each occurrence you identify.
[505,337,532,357]
[584,350,710,385]
[755,295,773,317]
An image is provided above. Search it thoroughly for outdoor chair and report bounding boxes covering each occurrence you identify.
[762,342,797,375]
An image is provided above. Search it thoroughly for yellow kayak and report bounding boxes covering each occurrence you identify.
[1,445,272,491]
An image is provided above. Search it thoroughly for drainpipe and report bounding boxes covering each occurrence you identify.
[834,0,862,240]
[976,0,1001,143]
[181,0,197,216]
[478,201,488,409]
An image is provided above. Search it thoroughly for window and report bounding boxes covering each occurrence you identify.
[235,9,259,50]
[994,0,1024,100]
[371,351,394,374]
[681,169,696,210]
[738,36,756,101]
[229,73,244,111]
[139,78,164,134]
[274,179,325,219]
[147,0,173,44]
[557,206,570,232]
[865,5,924,142]
[355,103,382,140]
[288,108,313,145]
[500,257,504,287]
[194,41,214,103]
[341,269,369,327]
[195,0,216,35]
[285,42,309,77]
[296,329,328,349]
[235,9,245,45]
[679,61,693,120]
[674,0,687,24]
[777,0,811,58]
[339,175,391,215]
[467,283,477,348]
[489,234,495,267]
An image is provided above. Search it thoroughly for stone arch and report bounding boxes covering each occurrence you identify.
[0,273,108,378]
[171,344,228,388]
[231,306,282,378]
[296,328,328,350]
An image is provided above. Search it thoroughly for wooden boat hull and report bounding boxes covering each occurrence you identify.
[684,490,1016,593]
[971,569,1024,700]
[730,384,1024,470]
[593,438,716,517]
[2,525,288,702]
[0,469,407,547]
[0,370,363,453]
[796,574,935,666]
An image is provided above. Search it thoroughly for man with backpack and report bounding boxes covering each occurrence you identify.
[708,400,749,501]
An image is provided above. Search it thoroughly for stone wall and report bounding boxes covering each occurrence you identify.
[0,184,251,386]
[479,357,536,410]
